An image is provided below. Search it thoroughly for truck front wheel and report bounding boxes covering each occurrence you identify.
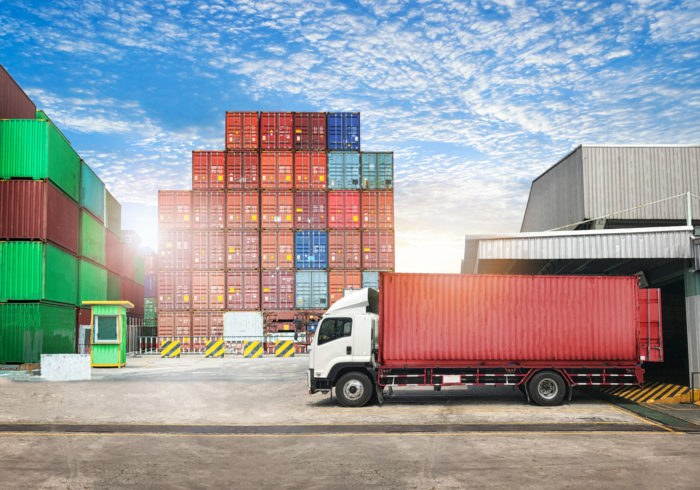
[528,371,566,406]
[336,372,373,407]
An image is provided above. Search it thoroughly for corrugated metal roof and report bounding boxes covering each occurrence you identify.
[474,226,694,261]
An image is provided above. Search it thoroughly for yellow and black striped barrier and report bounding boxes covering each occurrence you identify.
[205,339,225,358]
[243,341,263,358]
[600,382,700,404]
[275,340,295,358]
[160,339,181,358]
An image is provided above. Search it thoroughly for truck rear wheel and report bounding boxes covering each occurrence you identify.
[336,372,372,407]
[528,371,566,406]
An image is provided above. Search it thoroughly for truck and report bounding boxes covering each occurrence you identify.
[308,273,663,407]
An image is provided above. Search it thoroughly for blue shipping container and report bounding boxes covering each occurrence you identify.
[327,112,360,151]
[328,152,360,190]
[362,271,380,290]
[80,161,105,222]
[295,231,328,270]
[295,271,328,309]
[361,152,393,190]
[144,274,157,297]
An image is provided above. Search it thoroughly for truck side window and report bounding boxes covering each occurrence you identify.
[317,318,353,346]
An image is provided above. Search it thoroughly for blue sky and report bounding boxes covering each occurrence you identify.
[2,0,699,272]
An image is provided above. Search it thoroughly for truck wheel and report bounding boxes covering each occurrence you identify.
[336,372,373,407]
[528,371,566,406]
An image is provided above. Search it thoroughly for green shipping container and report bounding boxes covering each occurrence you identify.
[0,242,77,305]
[144,297,156,320]
[144,319,157,328]
[0,119,80,201]
[107,272,121,301]
[79,259,108,304]
[80,210,106,265]
[134,255,145,286]
[0,302,76,364]
[105,189,122,239]
[80,161,105,222]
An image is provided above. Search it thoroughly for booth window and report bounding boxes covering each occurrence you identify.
[94,316,119,343]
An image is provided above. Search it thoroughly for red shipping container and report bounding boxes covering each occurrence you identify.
[379,273,663,366]
[158,271,192,310]
[293,112,326,150]
[78,307,91,326]
[0,180,79,255]
[294,151,327,190]
[361,191,394,230]
[362,231,394,270]
[193,231,226,270]
[143,252,157,276]
[193,191,225,230]
[227,191,259,230]
[260,231,294,269]
[261,270,295,310]
[226,151,259,190]
[105,230,123,275]
[328,230,361,269]
[158,190,192,229]
[124,280,145,316]
[192,271,208,310]
[192,151,225,190]
[226,271,260,310]
[226,231,260,270]
[329,270,361,305]
[261,151,293,189]
[328,191,360,229]
[261,191,293,230]
[193,311,225,338]
[158,311,192,338]
[225,111,258,150]
[294,191,327,229]
[260,112,293,150]
[158,230,191,270]
[122,245,136,280]
[209,271,226,310]
[210,311,224,337]
[0,65,36,119]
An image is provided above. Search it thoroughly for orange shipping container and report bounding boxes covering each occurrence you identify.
[260,112,293,150]
[158,190,191,229]
[294,151,327,190]
[158,271,192,310]
[362,231,395,270]
[157,311,192,338]
[210,271,226,310]
[261,191,293,229]
[226,231,260,270]
[328,230,361,269]
[158,230,191,271]
[261,231,294,269]
[361,191,394,230]
[225,111,258,150]
[329,270,362,305]
[193,191,225,230]
[328,191,360,229]
[227,191,259,229]
[226,271,260,310]
[192,311,225,338]
[192,151,225,190]
[261,151,293,189]
[193,231,226,270]
[226,151,259,190]
[294,191,327,230]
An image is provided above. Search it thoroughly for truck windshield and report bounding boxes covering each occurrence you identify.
[317,318,352,345]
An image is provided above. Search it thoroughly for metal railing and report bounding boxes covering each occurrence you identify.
[133,334,314,356]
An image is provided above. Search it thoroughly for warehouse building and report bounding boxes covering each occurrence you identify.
[463,145,700,384]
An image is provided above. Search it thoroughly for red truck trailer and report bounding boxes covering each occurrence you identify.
[308,273,663,406]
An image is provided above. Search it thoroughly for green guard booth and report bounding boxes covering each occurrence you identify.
[83,301,133,368]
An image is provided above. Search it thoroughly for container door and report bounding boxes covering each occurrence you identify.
[638,288,663,362]
[313,317,354,374]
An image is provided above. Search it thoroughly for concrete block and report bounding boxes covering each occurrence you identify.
[41,354,91,381]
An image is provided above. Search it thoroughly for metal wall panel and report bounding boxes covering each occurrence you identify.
[0,64,36,119]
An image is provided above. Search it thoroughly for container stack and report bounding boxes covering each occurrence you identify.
[157,111,394,336]
[0,65,143,364]
[142,248,157,334]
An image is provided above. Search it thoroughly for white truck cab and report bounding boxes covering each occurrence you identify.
[308,288,379,406]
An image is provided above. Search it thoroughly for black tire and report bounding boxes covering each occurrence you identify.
[528,370,566,406]
[336,372,373,407]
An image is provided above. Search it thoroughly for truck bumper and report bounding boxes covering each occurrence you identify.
[308,369,331,394]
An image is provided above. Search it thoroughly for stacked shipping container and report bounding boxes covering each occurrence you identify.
[0,65,144,363]
[157,111,394,336]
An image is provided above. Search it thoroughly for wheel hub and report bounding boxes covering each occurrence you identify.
[343,379,364,401]
[538,379,558,400]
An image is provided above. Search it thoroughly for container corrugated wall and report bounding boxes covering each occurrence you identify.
[328,231,361,269]
[328,191,360,229]
[362,270,380,290]
[105,189,122,238]
[226,231,259,270]
[379,274,642,365]
[294,191,327,229]
[295,231,328,269]
[0,65,36,119]
[328,152,360,189]
[260,112,293,150]
[80,161,105,222]
[225,111,259,150]
[261,151,293,189]
[327,112,360,151]
[227,191,260,229]
[261,231,294,269]
[78,259,108,304]
[329,270,361,305]
[361,152,393,190]
[192,151,225,190]
[294,151,327,189]
[262,270,295,310]
[295,271,328,309]
[261,191,293,229]
[80,210,106,266]
[226,152,259,190]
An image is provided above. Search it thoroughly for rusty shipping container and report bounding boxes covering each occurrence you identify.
[0,64,36,119]
[193,231,225,270]
[158,191,192,229]
[192,151,225,190]
[261,191,293,230]
[261,151,293,189]
[379,273,663,365]
[294,151,327,190]
[361,191,393,230]
[193,191,225,230]
[328,191,360,229]
[226,271,260,310]
[226,231,259,270]
[261,270,295,310]
[0,179,79,255]
[261,231,294,269]
[328,230,361,269]
[260,112,293,150]
[225,191,259,230]
[329,270,362,305]
[226,151,259,190]
[157,311,192,338]
[225,111,258,150]
[362,230,394,270]
[158,271,192,311]
[294,191,327,230]
[105,230,123,275]
[158,230,191,271]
